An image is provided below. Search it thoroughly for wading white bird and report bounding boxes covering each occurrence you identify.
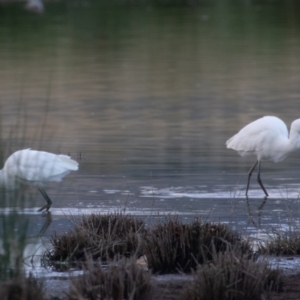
[226,116,300,197]
[0,149,79,212]
[24,0,44,13]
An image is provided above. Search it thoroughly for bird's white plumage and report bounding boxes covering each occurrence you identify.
[0,149,78,189]
[226,116,298,162]
[0,149,78,211]
[226,116,300,196]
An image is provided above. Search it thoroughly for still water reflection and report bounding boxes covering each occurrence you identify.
[1,1,300,273]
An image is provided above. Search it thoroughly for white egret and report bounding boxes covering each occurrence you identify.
[226,116,300,197]
[0,149,78,211]
[24,0,44,13]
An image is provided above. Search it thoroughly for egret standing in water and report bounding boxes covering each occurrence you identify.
[0,149,78,212]
[226,116,300,197]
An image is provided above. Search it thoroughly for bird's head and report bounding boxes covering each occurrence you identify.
[291,119,300,135]
[290,120,300,150]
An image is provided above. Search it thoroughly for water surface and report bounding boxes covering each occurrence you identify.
[0,0,300,274]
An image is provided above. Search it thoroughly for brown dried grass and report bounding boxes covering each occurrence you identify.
[182,249,283,300]
[46,213,145,263]
[143,216,252,273]
[0,274,44,300]
[68,257,152,300]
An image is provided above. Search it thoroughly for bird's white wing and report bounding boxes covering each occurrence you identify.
[226,130,265,156]
[4,149,78,184]
[57,154,79,171]
[226,116,288,157]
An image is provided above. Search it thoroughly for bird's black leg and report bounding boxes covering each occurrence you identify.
[39,212,52,235]
[246,161,258,196]
[37,186,53,212]
[257,161,268,197]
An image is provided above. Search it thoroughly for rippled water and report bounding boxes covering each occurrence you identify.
[1,0,300,275]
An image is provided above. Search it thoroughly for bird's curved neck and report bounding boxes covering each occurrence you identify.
[0,170,6,188]
[269,130,300,163]
[289,130,300,152]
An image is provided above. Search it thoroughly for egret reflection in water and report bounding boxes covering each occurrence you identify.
[0,212,52,276]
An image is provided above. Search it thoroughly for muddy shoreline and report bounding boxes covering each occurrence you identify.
[42,271,300,300]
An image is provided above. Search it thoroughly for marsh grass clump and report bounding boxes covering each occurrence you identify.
[182,250,283,300]
[46,213,145,262]
[0,274,45,300]
[68,258,152,300]
[258,231,300,255]
[143,216,252,274]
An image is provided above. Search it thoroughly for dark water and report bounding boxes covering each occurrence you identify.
[1,0,300,274]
